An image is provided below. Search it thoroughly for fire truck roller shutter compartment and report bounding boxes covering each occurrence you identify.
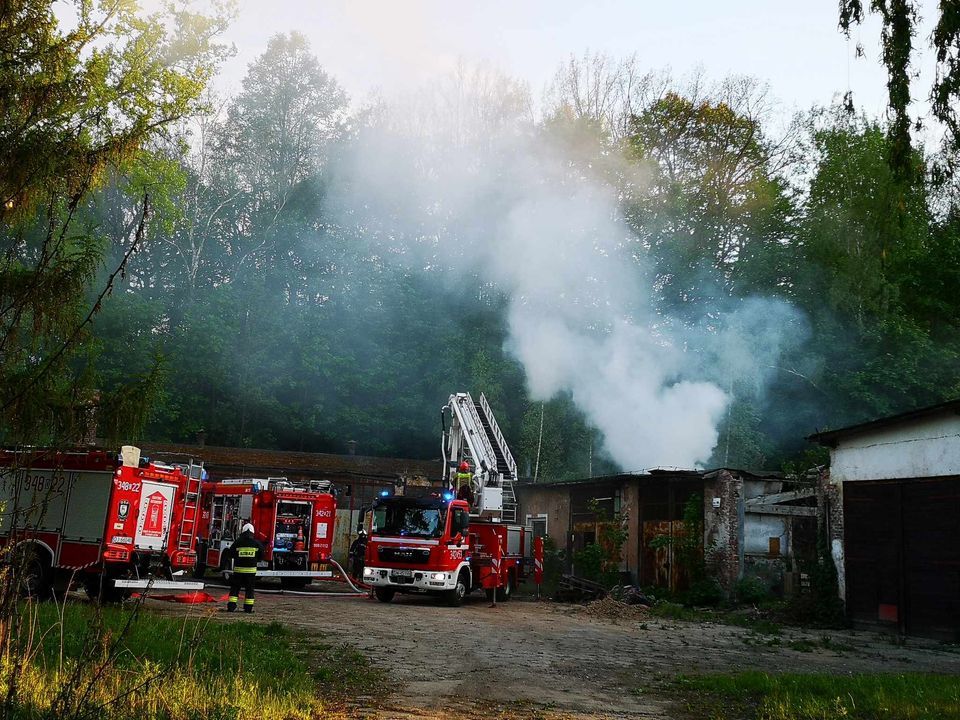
[0,467,88,539]
[61,472,112,542]
[135,481,176,551]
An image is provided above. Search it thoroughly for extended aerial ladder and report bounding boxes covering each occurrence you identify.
[441,392,518,522]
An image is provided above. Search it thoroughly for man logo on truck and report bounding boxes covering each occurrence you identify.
[117,500,130,521]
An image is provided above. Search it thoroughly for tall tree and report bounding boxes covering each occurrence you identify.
[840,1,960,180]
[0,0,229,443]
[624,77,798,310]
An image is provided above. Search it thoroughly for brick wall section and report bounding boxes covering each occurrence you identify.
[704,469,743,596]
[817,467,846,603]
[622,480,640,578]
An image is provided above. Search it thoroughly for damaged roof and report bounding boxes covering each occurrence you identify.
[516,468,703,489]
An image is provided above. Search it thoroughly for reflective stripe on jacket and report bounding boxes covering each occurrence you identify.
[227,531,263,574]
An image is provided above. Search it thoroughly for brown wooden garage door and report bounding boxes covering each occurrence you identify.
[844,477,960,639]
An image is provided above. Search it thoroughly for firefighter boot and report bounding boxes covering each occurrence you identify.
[243,599,254,614]
[227,596,238,612]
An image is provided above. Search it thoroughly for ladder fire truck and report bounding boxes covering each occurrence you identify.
[362,392,541,606]
[0,445,205,601]
[194,476,337,588]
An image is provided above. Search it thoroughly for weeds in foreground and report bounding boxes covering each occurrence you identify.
[1,602,375,719]
[675,671,960,720]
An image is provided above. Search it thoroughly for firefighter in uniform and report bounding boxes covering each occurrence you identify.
[455,461,474,506]
[225,522,263,613]
[349,529,367,579]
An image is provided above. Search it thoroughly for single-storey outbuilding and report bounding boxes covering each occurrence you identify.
[811,399,960,639]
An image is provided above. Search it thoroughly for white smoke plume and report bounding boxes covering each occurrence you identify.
[326,74,802,470]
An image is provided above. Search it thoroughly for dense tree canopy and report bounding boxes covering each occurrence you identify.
[3,11,960,478]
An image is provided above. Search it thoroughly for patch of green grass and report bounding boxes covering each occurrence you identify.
[649,601,783,636]
[724,613,782,636]
[786,635,855,654]
[675,671,960,720]
[3,601,380,719]
[742,633,781,648]
[649,601,713,622]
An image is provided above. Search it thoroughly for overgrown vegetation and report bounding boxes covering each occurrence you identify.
[572,499,628,588]
[647,494,723,605]
[1,602,379,719]
[674,671,960,720]
[785,526,845,627]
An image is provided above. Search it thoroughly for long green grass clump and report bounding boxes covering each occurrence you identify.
[1,601,361,719]
[677,671,960,720]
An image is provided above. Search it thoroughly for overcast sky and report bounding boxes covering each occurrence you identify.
[207,0,939,121]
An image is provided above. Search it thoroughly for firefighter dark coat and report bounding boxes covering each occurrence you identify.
[225,529,263,612]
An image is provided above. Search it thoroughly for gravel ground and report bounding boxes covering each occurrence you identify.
[150,588,960,719]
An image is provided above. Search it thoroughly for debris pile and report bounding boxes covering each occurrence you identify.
[555,574,607,602]
[580,596,650,620]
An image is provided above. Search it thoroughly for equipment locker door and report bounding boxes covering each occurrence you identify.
[134,481,176,551]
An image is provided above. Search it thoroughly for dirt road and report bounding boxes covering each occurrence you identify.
[155,590,960,719]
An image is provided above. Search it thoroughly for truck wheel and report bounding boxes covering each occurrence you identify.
[446,570,469,607]
[83,574,130,604]
[16,547,51,600]
[374,587,395,603]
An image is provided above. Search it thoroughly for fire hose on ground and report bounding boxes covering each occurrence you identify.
[200,557,369,597]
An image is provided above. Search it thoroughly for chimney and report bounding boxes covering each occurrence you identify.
[346,440,357,456]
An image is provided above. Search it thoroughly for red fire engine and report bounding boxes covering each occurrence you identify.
[194,477,336,588]
[362,393,543,605]
[0,445,205,601]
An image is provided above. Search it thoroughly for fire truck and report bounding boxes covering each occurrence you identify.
[0,445,205,601]
[194,476,336,588]
[362,392,542,606]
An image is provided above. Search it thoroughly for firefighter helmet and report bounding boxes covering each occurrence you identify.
[241,522,255,534]
[458,461,470,473]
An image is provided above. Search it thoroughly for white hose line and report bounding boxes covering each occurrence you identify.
[203,558,369,597]
[203,582,367,597]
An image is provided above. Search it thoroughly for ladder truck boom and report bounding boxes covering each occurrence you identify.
[442,392,518,522]
[363,391,542,606]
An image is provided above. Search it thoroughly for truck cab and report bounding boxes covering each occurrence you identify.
[363,492,473,605]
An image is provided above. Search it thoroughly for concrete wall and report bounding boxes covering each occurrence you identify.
[830,413,960,482]
[517,486,571,548]
[742,479,791,560]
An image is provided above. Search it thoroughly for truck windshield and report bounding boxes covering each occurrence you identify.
[372,500,446,538]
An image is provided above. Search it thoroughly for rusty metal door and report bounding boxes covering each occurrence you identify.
[844,477,960,640]
[640,520,687,591]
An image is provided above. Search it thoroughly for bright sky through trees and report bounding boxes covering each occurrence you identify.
[204,0,936,120]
